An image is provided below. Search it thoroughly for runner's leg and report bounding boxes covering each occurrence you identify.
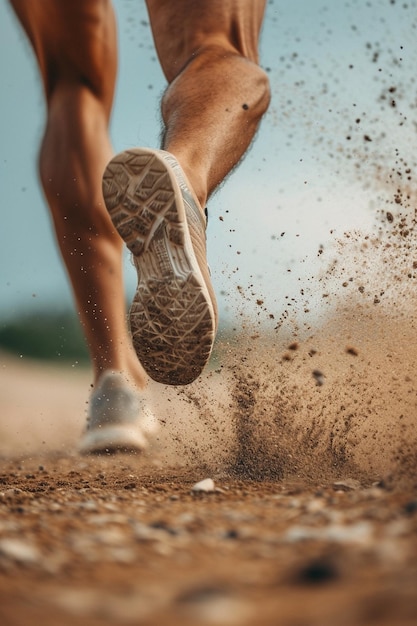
[9,0,147,388]
[146,0,271,208]
[100,0,270,384]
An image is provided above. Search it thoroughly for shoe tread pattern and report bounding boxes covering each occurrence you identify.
[103,149,215,385]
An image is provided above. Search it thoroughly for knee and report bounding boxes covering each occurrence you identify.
[162,44,270,122]
[226,54,271,124]
[245,61,271,120]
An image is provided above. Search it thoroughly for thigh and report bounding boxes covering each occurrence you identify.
[145,0,267,82]
[9,0,117,106]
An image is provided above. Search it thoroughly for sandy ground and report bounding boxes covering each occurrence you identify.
[0,310,417,626]
[1,209,417,625]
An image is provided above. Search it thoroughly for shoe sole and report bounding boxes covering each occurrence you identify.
[78,425,148,455]
[78,424,150,455]
[78,370,160,456]
[102,148,216,385]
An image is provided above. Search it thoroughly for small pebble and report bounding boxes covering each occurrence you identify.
[0,538,41,564]
[191,478,215,493]
[403,500,417,515]
[333,479,362,491]
[293,557,340,585]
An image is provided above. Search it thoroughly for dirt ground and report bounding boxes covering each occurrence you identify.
[1,209,417,626]
[0,454,416,626]
[1,304,417,626]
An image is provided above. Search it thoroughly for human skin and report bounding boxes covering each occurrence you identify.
[9,0,270,388]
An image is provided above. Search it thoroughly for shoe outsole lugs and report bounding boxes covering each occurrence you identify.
[102,148,217,385]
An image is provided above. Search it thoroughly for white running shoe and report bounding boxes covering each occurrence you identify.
[79,371,159,455]
[102,148,218,385]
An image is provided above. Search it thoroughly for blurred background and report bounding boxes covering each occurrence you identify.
[1,0,416,363]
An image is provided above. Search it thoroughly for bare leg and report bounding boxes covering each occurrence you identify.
[10,0,269,390]
[146,0,271,208]
[98,0,270,385]
[10,0,147,388]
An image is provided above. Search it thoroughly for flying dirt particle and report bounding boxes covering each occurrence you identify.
[308,349,317,357]
[346,346,359,356]
[242,103,249,110]
[288,342,299,351]
[256,299,264,306]
[312,370,325,386]
[364,135,372,142]
[386,212,394,223]
[373,296,381,304]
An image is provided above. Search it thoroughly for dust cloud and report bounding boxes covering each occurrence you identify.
[1,204,416,489]
[152,202,417,488]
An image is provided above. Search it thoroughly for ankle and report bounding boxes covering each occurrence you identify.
[182,164,208,211]
[93,356,148,391]
[162,147,208,210]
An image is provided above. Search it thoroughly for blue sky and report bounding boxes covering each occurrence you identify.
[1,0,416,327]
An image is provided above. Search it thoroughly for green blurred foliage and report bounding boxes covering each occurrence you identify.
[0,309,269,366]
[0,311,89,363]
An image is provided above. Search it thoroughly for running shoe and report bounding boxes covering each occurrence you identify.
[102,148,218,385]
[79,370,159,455]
